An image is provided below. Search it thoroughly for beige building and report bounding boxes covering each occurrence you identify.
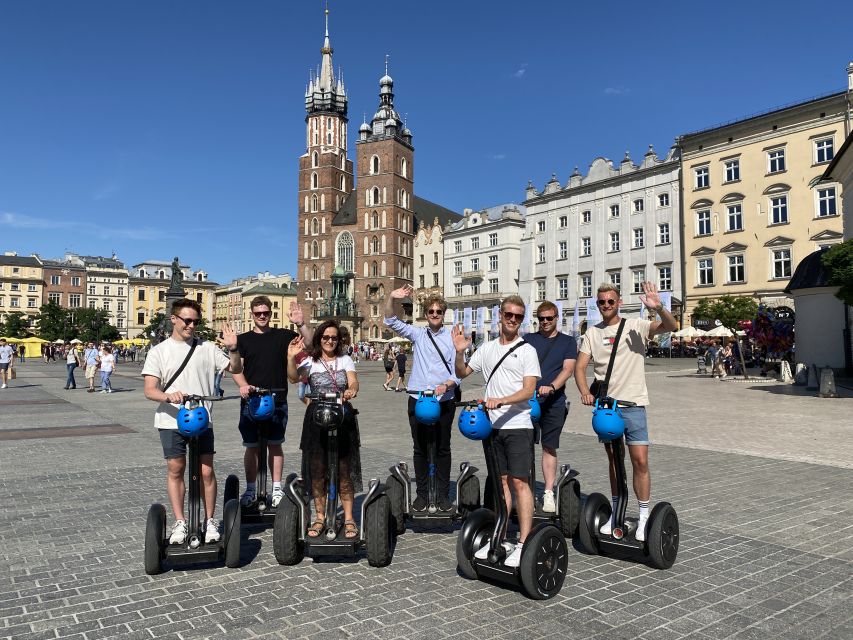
[238,282,299,332]
[412,217,447,325]
[0,253,43,330]
[213,272,294,333]
[65,254,130,337]
[678,69,852,324]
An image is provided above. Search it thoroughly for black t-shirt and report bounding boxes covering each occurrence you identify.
[523,332,578,400]
[237,328,297,400]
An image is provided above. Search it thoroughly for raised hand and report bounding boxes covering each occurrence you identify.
[451,324,471,353]
[287,335,305,359]
[288,301,304,325]
[638,281,662,310]
[220,322,238,351]
[390,285,412,299]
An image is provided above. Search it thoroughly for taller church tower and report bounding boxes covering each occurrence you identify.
[296,8,354,321]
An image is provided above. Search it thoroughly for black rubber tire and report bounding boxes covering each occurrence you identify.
[384,474,406,535]
[272,498,305,566]
[455,508,495,580]
[578,492,610,555]
[646,503,679,570]
[457,475,481,518]
[519,525,568,600]
[558,478,581,539]
[223,475,239,506]
[365,494,394,567]
[223,499,241,568]
[144,503,166,575]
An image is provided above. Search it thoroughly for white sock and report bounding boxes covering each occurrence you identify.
[638,499,650,521]
[273,482,282,491]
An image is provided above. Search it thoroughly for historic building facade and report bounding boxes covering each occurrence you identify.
[0,253,43,329]
[41,259,86,312]
[64,254,129,337]
[412,217,446,325]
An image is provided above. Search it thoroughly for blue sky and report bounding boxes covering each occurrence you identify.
[1,1,850,284]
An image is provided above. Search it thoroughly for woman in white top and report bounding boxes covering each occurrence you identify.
[287,320,362,539]
[98,345,116,393]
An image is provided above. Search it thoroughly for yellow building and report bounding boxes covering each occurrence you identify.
[678,73,851,324]
[0,253,43,330]
[213,273,294,333]
[238,282,299,332]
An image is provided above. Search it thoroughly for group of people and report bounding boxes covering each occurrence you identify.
[140,280,676,561]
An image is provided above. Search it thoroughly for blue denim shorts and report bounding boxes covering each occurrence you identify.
[599,406,649,446]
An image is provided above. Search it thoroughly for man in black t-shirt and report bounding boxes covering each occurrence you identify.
[231,295,312,508]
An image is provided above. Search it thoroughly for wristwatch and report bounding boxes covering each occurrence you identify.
[295,322,304,328]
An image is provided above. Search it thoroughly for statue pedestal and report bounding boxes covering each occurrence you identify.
[154,286,187,344]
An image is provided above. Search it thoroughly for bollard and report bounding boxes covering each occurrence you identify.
[819,367,839,398]
[794,363,808,386]
[806,364,819,390]
[778,361,793,383]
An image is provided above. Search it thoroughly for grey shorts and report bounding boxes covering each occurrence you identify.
[159,428,215,459]
[599,406,650,446]
[0,363,9,371]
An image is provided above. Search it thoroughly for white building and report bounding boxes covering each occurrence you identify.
[521,145,682,327]
[412,217,447,325]
[65,253,130,337]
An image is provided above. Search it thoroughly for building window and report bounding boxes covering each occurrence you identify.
[138,290,145,301]
[69,294,81,308]
[488,255,498,271]
[727,204,743,231]
[557,277,568,299]
[419,255,424,268]
[488,233,498,247]
[103,300,111,311]
[633,228,644,248]
[419,275,425,288]
[50,275,60,285]
[371,155,380,174]
[609,204,620,219]
[815,138,834,164]
[433,252,439,265]
[536,280,546,301]
[727,254,745,283]
[471,283,480,295]
[658,266,672,291]
[698,258,714,285]
[696,210,711,236]
[88,299,96,309]
[311,194,318,212]
[28,298,37,308]
[582,210,591,224]
[454,261,462,275]
[471,237,479,250]
[337,231,354,272]
[817,187,837,217]
[454,283,462,297]
[89,285,96,295]
[658,193,669,207]
[657,223,670,245]
[195,293,202,304]
[159,290,166,302]
[118,301,125,312]
[772,248,792,279]
[48,292,61,304]
[470,258,479,271]
[433,273,439,287]
[137,312,145,326]
[694,166,709,189]
[537,245,546,262]
[633,199,644,213]
[454,240,462,253]
[558,241,567,260]
[489,278,499,293]
[581,237,591,256]
[537,220,546,233]
[117,287,124,296]
[311,172,318,189]
[632,270,645,294]
[580,274,592,298]
[724,159,740,183]
[10,298,19,308]
[609,271,621,288]
[559,216,567,228]
[28,284,36,292]
[609,232,620,252]
[770,195,788,224]
[768,148,786,173]
[71,277,80,287]
[372,186,380,205]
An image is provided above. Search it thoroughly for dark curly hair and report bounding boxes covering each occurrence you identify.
[308,320,344,361]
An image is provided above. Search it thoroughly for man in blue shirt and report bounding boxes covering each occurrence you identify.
[385,285,460,511]
[523,300,577,512]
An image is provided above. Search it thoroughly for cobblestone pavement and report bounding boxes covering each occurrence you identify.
[1,359,851,639]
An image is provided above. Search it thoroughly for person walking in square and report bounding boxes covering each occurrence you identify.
[0,338,15,389]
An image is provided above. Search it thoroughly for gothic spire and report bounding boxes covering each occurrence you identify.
[305,5,347,116]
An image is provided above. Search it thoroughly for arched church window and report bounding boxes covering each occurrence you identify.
[336,232,354,273]
[312,151,318,168]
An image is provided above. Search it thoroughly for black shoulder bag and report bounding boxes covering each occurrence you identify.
[162,339,198,393]
[590,319,625,400]
[426,329,462,401]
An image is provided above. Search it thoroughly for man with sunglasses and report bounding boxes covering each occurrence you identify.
[385,285,460,512]
[452,295,540,568]
[575,282,677,541]
[522,301,577,512]
[142,298,243,545]
[230,296,312,509]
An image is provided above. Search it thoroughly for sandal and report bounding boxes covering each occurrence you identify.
[344,520,359,539]
[307,520,324,538]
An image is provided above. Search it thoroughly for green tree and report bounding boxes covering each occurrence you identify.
[142,312,217,343]
[693,295,758,378]
[822,239,853,306]
[1,312,31,338]
[74,308,120,343]
[34,301,72,341]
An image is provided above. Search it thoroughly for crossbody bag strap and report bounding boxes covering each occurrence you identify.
[601,319,626,389]
[426,329,454,376]
[486,341,526,386]
[162,338,197,393]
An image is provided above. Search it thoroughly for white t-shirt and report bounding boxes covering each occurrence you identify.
[299,355,356,395]
[467,337,541,430]
[99,354,115,372]
[141,338,230,430]
[66,350,78,365]
[579,317,651,406]
[0,345,14,364]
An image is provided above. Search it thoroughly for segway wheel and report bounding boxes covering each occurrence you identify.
[272,498,305,566]
[557,478,581,539]
[366,494,394,567]
[578,492,610,555]
[646,503,679,570]
[223,499,241,568]
[455,508,495,580]
[144,503,166,575]
[384,474,406,535]
[457,474,481,518]
[519,525,568,600]
[223,474,239,506]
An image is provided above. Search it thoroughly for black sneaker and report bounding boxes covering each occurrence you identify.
[438,499,454,512]
[412,496,427,511]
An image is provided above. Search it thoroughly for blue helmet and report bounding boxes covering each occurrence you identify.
[528,390,542,423]
[414,392,441,425]
[591,399,625,442]
[176,405,210,437]
[247,394,275,421]
[458,405,492,441]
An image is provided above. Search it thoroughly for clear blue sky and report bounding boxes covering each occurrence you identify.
[1,1,850,284]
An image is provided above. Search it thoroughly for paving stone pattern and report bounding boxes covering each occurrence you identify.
[1,359,851,639]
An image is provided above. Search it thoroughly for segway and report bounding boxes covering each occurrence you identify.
[385,390,480,533]
[144,395,241,574]
[455,401,568,600]
[227,387,283,525]
[273,391,395,567]
[483,391,581,538]
[577,397,679,570]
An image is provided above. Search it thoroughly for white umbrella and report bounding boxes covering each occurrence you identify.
[674,326,706,338]
[53,339,66,344]
[704,325,734,337]
[388,336,410,343]
[69,338,83,344]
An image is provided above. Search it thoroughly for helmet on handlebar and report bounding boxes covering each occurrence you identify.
[247,394,275,421]
[414,392,441,425]
[457,404,492,441]
[310,400,345,431]
[528,390,541,423]
[176,405,210,437]
[591,398,625,442]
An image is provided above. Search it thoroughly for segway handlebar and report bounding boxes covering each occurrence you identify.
[248,387,287,396]
[454,399,503,409]
[183,394,228,402]
[304,391,343,402]
[600,397,637,409]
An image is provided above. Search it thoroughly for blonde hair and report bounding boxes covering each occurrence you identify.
[596,283,621,298]
[501,295,526,312]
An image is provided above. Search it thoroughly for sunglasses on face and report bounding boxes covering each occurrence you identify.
[537,315,556,321]
[252,311,270,318]
[321,335,339,342]
[596,299,618,307]
[175,316,201,326]
[502,311,524,322]
[426,309,445,316]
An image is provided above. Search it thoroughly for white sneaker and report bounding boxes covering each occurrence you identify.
[169,519,188,545]
[240,489,256,507]
[475,540,515,560]
[635,518,648,542]
[599,518,613,536]
[271,487,284,508]
[99,390,107,394]
[504,544,523,568]
[1,384,7,389]
[542,490,556,513]
[204,518,221,544]
[107,389,112,393]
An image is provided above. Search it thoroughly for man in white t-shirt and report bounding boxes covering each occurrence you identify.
[142,298,243,546]
[452,295,540,568]
[0,338,15,389]
[575,282,677,541]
